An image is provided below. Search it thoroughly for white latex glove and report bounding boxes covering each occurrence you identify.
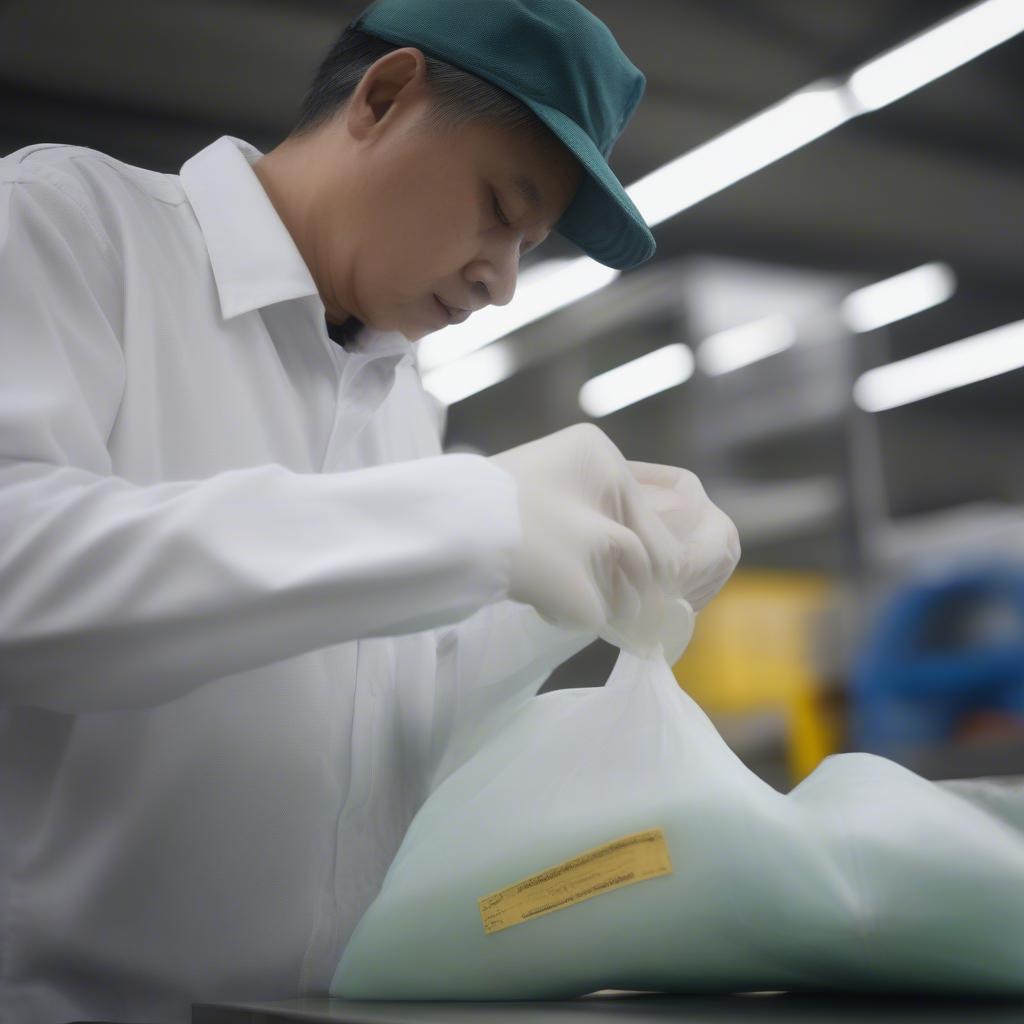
[490,423,683,638]
[600,462,740,660]
[627,461,741,613]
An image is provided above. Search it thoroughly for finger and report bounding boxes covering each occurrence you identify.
[608,565,644,624]
[625,460,682,490]
[619,482,684,593]
[671,530,740,610]
[628,463,708,532]
[627,462,706,502]
[603,521,655,622]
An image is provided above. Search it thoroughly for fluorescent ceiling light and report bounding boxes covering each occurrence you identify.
[840,262,957,333]
[627,83,853,227]
[629,0,1024,228]
[417,257,618,373]
[853,316,1024,412]
[578,343,694,418]
[697,315,797,376]
[848,0,1024,112]
[421,341,516,406]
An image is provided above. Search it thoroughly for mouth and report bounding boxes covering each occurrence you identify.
[433,294,471,327]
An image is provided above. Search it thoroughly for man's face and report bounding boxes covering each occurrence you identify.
[324,92,583,341]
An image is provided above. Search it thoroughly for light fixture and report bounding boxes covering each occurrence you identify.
[626,83,853,228]
[629,0,1024,228]
[578,343,694,418]
[697,315,797,376]
[853,316,1024,412]
[848,0,1024,112]
[417,257,619,374]
[421,341,516,406]
[840,262,957,333]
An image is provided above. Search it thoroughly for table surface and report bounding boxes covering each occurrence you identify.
[192,990,1024,1024]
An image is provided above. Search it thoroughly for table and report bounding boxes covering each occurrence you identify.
[193,990,1024,1023]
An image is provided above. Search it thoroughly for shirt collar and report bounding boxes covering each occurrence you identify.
[180,135,320,320]
[180,135,416,368]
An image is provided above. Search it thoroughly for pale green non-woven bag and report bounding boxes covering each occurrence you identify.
[333,638,1024,999]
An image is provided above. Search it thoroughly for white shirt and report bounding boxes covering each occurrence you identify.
[0,135,591,1022]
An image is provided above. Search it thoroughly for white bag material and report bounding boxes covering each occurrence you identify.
[332,612,1024,999]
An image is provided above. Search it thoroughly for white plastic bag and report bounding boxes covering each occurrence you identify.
[332,628,1024,999]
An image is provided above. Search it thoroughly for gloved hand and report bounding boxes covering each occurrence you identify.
[490,423,681,638]
[626,460,740,613]
[490,424,740,657]
[609,461,740,661]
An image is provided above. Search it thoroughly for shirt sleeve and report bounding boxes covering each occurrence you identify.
[0,165,522,713]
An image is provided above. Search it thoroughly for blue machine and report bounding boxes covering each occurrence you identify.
[853,564,1024,755]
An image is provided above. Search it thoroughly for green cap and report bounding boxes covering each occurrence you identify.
[351,0,656,270]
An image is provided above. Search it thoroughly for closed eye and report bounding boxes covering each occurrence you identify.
[492,190,510,227]
[492,187,541,254]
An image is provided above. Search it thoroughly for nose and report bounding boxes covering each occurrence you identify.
[467,243,519,309]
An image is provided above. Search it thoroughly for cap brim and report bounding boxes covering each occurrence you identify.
[519,98,656,271]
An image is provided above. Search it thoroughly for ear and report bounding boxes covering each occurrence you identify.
[345,47,429,141]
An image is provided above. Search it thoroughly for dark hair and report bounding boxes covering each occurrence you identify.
[293,27,545,137]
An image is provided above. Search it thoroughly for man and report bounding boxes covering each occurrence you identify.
[0,0,739,1019]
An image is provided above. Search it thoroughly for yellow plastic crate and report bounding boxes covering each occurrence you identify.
[673,570,837,781]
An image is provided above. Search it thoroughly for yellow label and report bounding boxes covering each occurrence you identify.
[478,828,672,935]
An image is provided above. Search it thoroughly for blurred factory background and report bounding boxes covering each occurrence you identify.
[4,0,1022,790]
